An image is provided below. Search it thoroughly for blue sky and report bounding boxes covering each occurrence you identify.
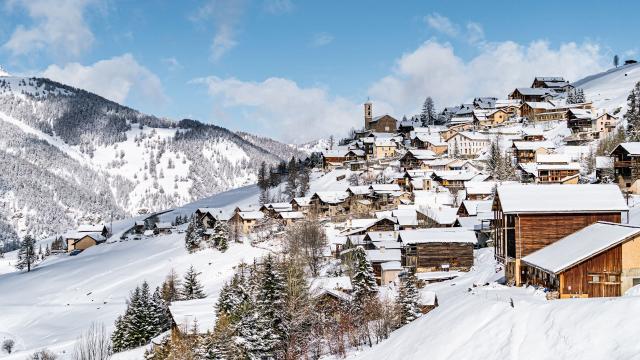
[1,0,638,142]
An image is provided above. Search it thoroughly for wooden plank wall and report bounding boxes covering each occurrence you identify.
[416,242,474,268]
[560,244,622,297]
[516,212,621,258]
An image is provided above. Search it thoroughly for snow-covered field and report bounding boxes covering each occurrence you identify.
[574,62,640,113]
[349,247,640,360]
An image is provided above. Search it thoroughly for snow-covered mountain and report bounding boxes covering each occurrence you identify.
[573,62,640,113]
[0,76,292,241]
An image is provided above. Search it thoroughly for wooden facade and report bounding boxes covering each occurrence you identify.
[367,115,398,133]
[403,242,474,271]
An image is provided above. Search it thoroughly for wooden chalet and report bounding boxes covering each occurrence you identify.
[290,196,311,213]
[399,228,477,272]
[194,207,225,228]
[530,77,571,91]
[431,170,480,191]
[65,232,106,252]
[260,202,293,218]
[610,142,640,193]
[400,149,436,170]
[308,191,349,219]
[511,141,555,163]
[567,108,595,134]
[154,222,174,234]
[366,248,402,284]
[228,211,264,234]
[521,222,640,298]
[492,184,629,286]
[508,88,554,102]
[276,211,305,226]
[411,133,448,155]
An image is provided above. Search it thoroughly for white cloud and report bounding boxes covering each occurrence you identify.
[162,57,182,71]
[368,40,607,116]
[466,22,485,45]
[425,13,459,37]
[42,54,168,106]
[194,76,360,143]
[3,0,95,59]
[263,0,293,14]
[311,32,333,47]
[192,0,247,61]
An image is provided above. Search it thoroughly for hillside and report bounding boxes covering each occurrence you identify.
[573,62,640,113]
[0,75,294,242]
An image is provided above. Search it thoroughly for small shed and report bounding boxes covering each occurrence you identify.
[399,228,477,272]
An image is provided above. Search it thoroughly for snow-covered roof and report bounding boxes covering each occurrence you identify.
[422,206,459,225]
[370,183,402,193]
[155,222,173,229]
[464,181,496,195]
[348,185,372,195]
[366,249,401,262]
[420,290,437,306]
[292,197,311,206]
[169,298,218,334]
[615,142,640,156]
[453,131,490,141]
[461,200,492,216]
[309,276,353,292]
[64,232,106,242]
[398,228,477,245]
[595,156,614,169]
[381,261,403,271]
[515,87,554,96]
[522,222,640,274]
[433,170,479,181]
[278,211,305,219]
[314,191,349,204]
[238,211,265,220]
[372,241,403,250]
[77,224,107,233]
[535,153,570,164]
[512,141,556,151]
[322,149,349,157]
[406,149,437,160]
[496,184,628,214]
[374,138,398,147]
[535,163,581,171]
[365,231,398,242]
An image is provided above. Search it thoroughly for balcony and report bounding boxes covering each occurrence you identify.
[615,160,633,168]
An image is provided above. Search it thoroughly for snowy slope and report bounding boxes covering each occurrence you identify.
[350,249,640,360]
[573,62,640,113]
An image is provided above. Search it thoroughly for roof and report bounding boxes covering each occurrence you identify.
[365,231,398,242]
[495,184,628,214]
[514,87,554,96]
[278,211,305,219]
[292,197,311,206]
[64,232,106,242]
[155,222,173,229]
[614,142,640,156]
[522,222,640,274]
[405,149,436,160]
[422,206,459,225]
[366,249,401,262]
[76,224,107,233]
[313,191,348,204]
[348,185,371,195]
[398,228,477,245]
[523,101,556,110]
[381,261,403,271]
[433,170,479,181]
[237,211,265,220]
[464,181,496,195]
[309,276,353,292]
[535,153,570,164]
[370,183,402,193]
[512,141,556,151]
[372,241,403,250]
[451,131,490,141]
[169,298,218,334]
[461,200,492,216]
[595,156,614,169]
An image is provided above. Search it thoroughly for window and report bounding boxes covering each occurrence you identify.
[633,278,640,287]
[589,274,600,283]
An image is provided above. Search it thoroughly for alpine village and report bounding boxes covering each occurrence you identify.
[3,14,640,360]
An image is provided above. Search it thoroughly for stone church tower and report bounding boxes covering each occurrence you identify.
[364,100,372,130]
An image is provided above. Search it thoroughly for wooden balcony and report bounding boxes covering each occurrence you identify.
[615,160,633,168]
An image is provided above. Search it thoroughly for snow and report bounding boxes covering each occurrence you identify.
[522,222,640,274]
[349,248,640,360]
[398,228,477,244]
[573,62,640,112]
[496,184,628,214]
[618,142,640,156]
[168,297,218,334]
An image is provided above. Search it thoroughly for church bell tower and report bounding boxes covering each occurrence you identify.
[364,100,372,130]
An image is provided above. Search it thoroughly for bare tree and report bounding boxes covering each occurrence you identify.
[284,220,328,276]
[72,322,111,360]
[29,349,58,360]
[2,339,15,354]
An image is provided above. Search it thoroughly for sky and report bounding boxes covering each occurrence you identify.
[0,0,638,143]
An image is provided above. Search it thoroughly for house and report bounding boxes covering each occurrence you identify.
[364,101,397,132]
[400,149,436,170]
[492,184,629,285]
[432,170,480,191]
[168,297,218,338]
[521,222,640,298]
[76,224,109,238]
[154,222,173,234]
[380,261,403,285]
[290,197,312,213]
[373,138,398,159]
[399,228,477,272]
[463,181,496,200]
[511,141,555,163]
[494,99,522,117]
[593,113,618,138]
[366,248,402,284]
[519,101,559,121]
[134,221,146,234]
[418,206,460,228]
[65,232,106,252]
[321,149,349,169]
[531,76,570,91]
[228,211,265,234]
[567,108,595,134]
[473,109,510,128]
[473,97,497,109]
[195,207,225,228]
[457,200,493,217]
[595,156,615,182]
[446,131,489,158]
[411,133,448,155]
[508,88,555,102]
[309,191,349,218]
[521,127,545,141]
[260,202,293,217]
[534,154,581,184]
[277,211,305,226]
[611,142,640,193]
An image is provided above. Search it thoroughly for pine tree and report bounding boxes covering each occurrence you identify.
[398,272,421,325]
[285,157,298,201]
[181,266,206,300]
[351,246,377,304]
[126,282,155,348]
[111,315,128,352]
[625,81,640,141]
[16,235,36,272]
[297,165,310,197]
[486,139,502,178]
[251,255,287,358]
[184,215,204,252]
[420,97,436,126]
[210,220,229,251]
[150,286,171,334]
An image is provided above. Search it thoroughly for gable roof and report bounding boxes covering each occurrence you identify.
[512,141,556,151]
[495,184,628,214]
[77,224,107,233]
[613,142,640,156]
[522,222,640,274]
[237,211,264,220]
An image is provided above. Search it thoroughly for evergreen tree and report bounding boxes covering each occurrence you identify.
[181,266,206,300]
[251,255,287,358]
[398,272,421,325]
[184,215,204,252]
[614,54,620,68]
[111,315,128,352]
[284,157,298,201]
[209,220,229,251]
[351,246,377,304]
[421,97,436,126]
[297,165,311,197]
[126,282,155,348]
[16,235,36,272]
[150,286,171,334]
[486,139,502,178]
[625,81,640,141]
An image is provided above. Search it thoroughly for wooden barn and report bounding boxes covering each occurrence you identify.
[194,207,225,228]
[492,184,629,286]
[521,222,640,298]
[398,228,477,272]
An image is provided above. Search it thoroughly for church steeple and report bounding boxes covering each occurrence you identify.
[364,99,372,130]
